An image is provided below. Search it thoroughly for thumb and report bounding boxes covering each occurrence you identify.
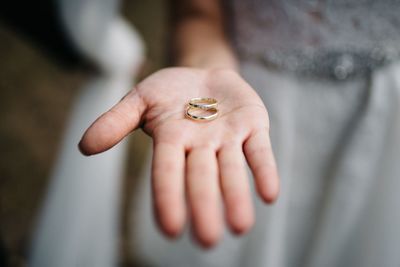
[79,90,146,155]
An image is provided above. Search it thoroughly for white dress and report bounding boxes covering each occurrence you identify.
[131,1,400,266]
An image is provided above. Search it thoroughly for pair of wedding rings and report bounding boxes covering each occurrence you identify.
[185,97,219,121]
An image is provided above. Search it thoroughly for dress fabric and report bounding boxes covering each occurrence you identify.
[131,1,400,267]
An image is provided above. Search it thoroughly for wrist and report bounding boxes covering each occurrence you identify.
[177,46,239,71]
[176,39,239,71]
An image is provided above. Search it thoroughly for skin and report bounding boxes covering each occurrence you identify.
[79,0,280,248]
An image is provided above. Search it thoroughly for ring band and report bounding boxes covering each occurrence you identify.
[185,106,218,121]
[188,97,218,110]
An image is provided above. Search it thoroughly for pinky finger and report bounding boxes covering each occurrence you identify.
[243,129,280,203]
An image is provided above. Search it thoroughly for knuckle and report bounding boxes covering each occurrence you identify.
[190,188,217,203]
[253,162,276,176]
[247,145,270,157]
[225,190,247,206]
[107,109,130,130]
[153,161,177,178]
[190,141,218,152]
[152,179,170,193]
[220,161,241,171]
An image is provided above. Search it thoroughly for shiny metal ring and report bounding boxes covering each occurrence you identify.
[188,97,218,110]
[185,106,218,121]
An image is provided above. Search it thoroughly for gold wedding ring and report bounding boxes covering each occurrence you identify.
[188,97,218,109]
[185,97,219,122]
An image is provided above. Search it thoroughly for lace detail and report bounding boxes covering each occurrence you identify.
[228,0,400,79]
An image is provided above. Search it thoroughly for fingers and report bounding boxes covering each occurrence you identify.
[79,90,145,155]
[152,142,186,237]
[186,146,222,248]
[243,130,280,203]
[218,144,254,234]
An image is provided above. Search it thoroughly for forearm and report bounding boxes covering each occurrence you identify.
[171,0,238,70]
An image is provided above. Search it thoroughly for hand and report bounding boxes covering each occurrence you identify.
[79,67,279,247]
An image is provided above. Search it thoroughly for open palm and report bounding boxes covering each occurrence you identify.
[79,67,279,247]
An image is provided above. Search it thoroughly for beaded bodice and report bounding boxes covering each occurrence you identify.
[228,0,400,78]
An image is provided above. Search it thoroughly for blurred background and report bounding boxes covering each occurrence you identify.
[0,1,167,266]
